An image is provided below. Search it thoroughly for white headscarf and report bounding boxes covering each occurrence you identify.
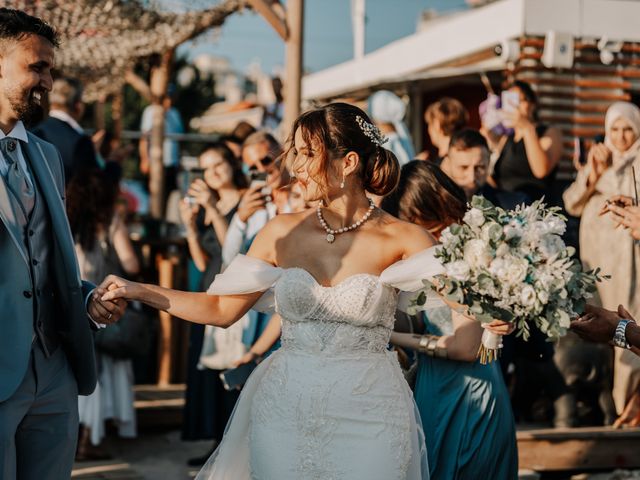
[604,101,640,167]
[368,90,415,166]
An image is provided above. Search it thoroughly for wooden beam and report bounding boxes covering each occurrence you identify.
[518,427,640,471]
[247,0,288,41]
[124,69,152,103]
[148,49,174,220]
[282,0,304,140]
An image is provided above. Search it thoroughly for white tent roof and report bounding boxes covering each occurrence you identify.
[302,0,639,101]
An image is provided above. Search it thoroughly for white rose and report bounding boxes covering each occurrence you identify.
[445,260,471,281]
[490,255,528,286]
[538,234,565,259]
[440,228,457,249]
[495,243,510,258]
[520,285,537,307]
[464,208,485,229]
[463,239,492,269]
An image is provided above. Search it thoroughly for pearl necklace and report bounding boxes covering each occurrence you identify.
[316,198,375,243]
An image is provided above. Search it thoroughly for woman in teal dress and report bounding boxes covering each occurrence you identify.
[383,160,518,479]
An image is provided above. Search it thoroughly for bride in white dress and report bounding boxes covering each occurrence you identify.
[102,103,445,479]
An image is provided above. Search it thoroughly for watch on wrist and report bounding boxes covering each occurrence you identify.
[613,319,635,349]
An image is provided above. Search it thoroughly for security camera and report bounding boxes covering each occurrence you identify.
[494,39,520,63]
[542,31,574,69]
[597,36,623,65]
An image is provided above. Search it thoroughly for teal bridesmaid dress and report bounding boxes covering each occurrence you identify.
[413,305,519,479]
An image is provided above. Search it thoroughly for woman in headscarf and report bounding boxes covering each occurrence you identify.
[368,90,415,167]
[564,101,640,426]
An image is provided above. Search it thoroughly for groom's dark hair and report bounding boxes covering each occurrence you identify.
[0,8,59,47]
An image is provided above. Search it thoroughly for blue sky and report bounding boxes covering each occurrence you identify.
[180,0,468,75]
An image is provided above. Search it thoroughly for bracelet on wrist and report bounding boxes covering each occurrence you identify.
[418,335,448,359]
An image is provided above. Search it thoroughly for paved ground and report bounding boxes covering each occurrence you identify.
[72,430,210,479]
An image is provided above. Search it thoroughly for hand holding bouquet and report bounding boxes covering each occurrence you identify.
[415,196,608,364]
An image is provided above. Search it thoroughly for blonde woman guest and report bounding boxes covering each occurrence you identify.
[563,101,640,425]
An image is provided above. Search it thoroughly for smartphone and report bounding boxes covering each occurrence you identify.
[219,360,259,391]
[182,168,205,204]
[500,90,520,128]
[574,138,587,166]
[249,171,272,202]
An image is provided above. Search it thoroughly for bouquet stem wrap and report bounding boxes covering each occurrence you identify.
[478,328,503,365]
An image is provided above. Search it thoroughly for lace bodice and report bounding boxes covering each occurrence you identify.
[208,247,443,355]
[276,269,398,354]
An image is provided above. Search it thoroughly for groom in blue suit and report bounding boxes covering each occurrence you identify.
[0,9,126,479]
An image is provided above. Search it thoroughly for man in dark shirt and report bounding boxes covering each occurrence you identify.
[440,127,529,209]
[32,77,98,184]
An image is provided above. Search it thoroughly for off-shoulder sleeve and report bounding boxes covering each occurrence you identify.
[206,254,283,313]
[379,246,444,291]
[380,246,445,312]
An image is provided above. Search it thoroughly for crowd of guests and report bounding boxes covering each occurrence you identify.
[33,70,640,475]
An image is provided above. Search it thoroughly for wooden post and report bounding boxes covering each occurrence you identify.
[148,49,174,219]
[94,97,106,132]
[111,89,124,143]
[156,253,176,386]
[282,0,304,138]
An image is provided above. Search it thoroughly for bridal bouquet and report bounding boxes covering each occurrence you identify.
[414,196,607,364]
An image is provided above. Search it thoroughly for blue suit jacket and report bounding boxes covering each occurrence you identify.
[0,133,97,402]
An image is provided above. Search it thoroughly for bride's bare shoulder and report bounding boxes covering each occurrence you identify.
[247,210,314,262]
[377,210,437,255]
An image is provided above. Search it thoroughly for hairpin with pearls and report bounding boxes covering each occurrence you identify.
[355,115,388,147]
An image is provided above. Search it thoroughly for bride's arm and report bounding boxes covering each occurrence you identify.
[390,311,483,362]
[100,278,262,328]
[100,214,283,328]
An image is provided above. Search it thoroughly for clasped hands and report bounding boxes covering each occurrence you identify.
[87,277,131,325]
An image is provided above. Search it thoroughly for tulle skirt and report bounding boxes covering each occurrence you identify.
[196,348,429,480]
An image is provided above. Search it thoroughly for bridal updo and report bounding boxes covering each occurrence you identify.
[286,102,400,197]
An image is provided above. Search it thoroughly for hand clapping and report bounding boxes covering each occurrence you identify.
[600,195,640,240]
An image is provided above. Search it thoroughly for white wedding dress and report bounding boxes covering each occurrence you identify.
[196,247,443,480]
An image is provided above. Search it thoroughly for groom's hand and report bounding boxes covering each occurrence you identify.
[88,281,127,325]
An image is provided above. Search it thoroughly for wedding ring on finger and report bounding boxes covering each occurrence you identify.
[107,312,113,321]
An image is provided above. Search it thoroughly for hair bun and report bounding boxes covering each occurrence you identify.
[363,146,400,196]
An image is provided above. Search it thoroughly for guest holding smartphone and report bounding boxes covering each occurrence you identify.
[491,80,564,202]
[564,101,640,427]
[179,143,248,464]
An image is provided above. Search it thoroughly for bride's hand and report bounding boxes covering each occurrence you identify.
[233,351,259,368]
[100,274,142,302]
[483,320,515,336]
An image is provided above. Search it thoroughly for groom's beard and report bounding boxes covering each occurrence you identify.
[6,87,46,128]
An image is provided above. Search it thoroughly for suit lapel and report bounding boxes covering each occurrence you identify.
[0,172,29,266]
[23,137,82,288]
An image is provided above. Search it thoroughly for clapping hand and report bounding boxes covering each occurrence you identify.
[600,195,640,240]
[587,143,612,185]
[570,304,633,344]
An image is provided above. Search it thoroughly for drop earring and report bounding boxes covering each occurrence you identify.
[340,174,346,189]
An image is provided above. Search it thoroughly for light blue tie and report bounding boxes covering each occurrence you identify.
[0,137,34,222]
